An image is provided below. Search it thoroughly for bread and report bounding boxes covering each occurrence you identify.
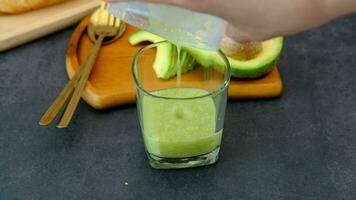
[0,0,66,14]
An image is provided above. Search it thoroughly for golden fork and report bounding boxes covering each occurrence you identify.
[39,2,123,128]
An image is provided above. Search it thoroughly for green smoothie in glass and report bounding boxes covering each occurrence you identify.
[142,88,222,158]
[132,41,230,169]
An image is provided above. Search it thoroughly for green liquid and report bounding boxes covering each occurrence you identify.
[142,88,222,158]
[176,44,182,87]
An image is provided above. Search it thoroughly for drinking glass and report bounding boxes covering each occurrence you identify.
[132,41,230,169]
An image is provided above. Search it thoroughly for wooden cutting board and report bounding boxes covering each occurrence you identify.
[0,0,101,52]
[66,17,283,109]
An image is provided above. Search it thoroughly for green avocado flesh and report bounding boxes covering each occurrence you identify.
[129,31,283,78]
[129,31,194,79]
[142,87,222,158]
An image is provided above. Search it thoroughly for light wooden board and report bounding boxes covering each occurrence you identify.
[0,0,101,52]
[66,17,283,109]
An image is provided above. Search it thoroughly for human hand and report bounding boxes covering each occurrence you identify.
[106,0,356,41]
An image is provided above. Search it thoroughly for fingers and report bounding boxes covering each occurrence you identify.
[106,0,186,6]
[225,25,252,43]
[105,0,121,2]
[226,24,276,42]
[142,0,219,14]
[105,0,207,13]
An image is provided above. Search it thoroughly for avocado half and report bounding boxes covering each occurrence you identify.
[185,37,283,78]
[129,31,283,79]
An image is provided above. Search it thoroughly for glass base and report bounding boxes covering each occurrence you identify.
[147,147,220,169]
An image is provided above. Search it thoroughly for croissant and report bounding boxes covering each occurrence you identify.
[0,0,66,14]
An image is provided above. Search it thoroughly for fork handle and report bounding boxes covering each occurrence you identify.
[38,55,90,126]
[57,35,105,128]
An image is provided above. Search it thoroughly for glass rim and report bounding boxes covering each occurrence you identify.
[131,41,231,100]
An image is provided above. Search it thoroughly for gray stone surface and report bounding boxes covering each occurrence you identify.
[1,15,356,200]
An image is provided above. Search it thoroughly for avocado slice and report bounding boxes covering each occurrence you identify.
[129,31,195,79]
[129,31,283,79]
[185,37,283,78]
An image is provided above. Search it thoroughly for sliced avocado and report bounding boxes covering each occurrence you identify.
[129,31,174,79]
[129,31,283,79]
[129,31,195,79]
[185,37,284,78]
[129,31,164,44]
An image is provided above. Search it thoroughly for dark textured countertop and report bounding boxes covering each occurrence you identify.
[1,14,356,200]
